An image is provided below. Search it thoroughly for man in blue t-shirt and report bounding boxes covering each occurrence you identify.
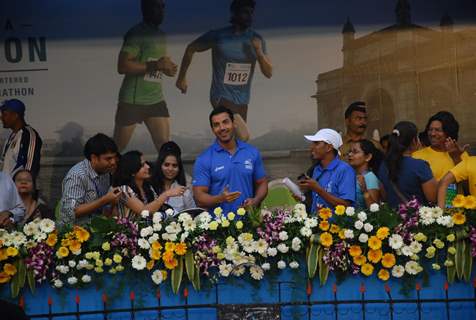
[176,0,272,142]
[299,129,356,213]
[192,106,268,215]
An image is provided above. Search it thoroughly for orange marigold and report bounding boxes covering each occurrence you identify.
[3,263,17,276]
[319,232,333,247]
[464,195,476,210]
[452,212,466,225]
[319,220,330,231]
[361,263,374,276]
[452,195,466,208]
[349,245,362,257]
[174,242,187,256]
[367,249,383,263]
[381,253,396,268]
[318,208,332,220]
[353,255,367,266]
[378,269,390,281]
[46,233,58,247]
[0,272,11,284]
[368,236,382,250]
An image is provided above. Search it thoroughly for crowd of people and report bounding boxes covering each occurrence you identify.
[1,97,475,229]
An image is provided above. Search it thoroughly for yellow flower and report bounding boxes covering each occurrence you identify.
[0,249,8,261]
[227,212,236,220]
[381,253,396,268]
[319,220,330,231]
[165,242,176,252]
[217,252,225,260]
[94,267,104,273]
[174,242,187,256]
[446,234,455,242]
[213,207,223,216]
[368,236,382,250]
[361,263,374,276]
[414,233,427,242]
[164,257,178,270]
[56,246,69,258]
[376,227,390,240]
[74,226,90,242]
[452,212,466,225]
[378,269,390,281]
[464,195,476,209]
[349,245,362,257]
[162,250,174,262]
[452,195,466,208]
[150,249,161,260]
[338,230,346,240]
[69,240,81,253]
[104,258,113,266]
[318,208,332,220]
[353,255,367,266]
[222,219,230,228]
[237,208,246,216]
[319,232,333,247]
[101,242,111,251]
[6,247,18,257]
[113,254,122,264]
[335,205,345,215]
[3,263,17,276]
[329,224,340,234]
[146,260,155,271]
[115,265,124,272]
[151,241,162,251]
[0,272,11,284]
[161,270,168,281]
[235,221,243,229]
[209,221,219,230]
[367,249,383,263]
[95,259,104,267]
[46,233,58,247]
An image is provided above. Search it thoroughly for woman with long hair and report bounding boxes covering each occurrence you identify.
[112,150,185,218]
[152,141,195,214]
[348,139,383,208]
[378,121,437,208]
[13,169,54,223]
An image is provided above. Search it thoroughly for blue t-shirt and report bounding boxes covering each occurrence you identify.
[311,158,356,212]
[192,140,266,215]
[194,26,266,105]
[378,157,433,208]
[355,171,380,209]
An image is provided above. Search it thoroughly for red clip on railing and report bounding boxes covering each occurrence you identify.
[47,296,53,306]
[156,289,161,299]
[416,283,421,291]
[359,282,366,293]
[473,278,476,288]
[102,293,107,303]
[444,282,449,291]
[384,284,391,293]
[75,294,80,304]
[19,296,25,309]
[130,291,135,301]
[332,283,337,293]
[306,280,312,296]
[183,288,189,298]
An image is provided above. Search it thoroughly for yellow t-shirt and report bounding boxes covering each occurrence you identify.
[412,147,469,180]
[451,156,476,196]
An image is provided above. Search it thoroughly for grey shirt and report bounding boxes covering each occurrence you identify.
[0,172,25,222]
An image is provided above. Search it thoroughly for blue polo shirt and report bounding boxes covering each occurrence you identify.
[192,140,266,215]
[311,157,356,212]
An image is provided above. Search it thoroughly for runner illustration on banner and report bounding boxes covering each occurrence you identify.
[176,0,272,141]
[113,0,177,152]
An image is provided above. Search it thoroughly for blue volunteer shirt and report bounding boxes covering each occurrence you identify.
[192,139,266,215]
[194,26,267,105]
[311,157,356,212]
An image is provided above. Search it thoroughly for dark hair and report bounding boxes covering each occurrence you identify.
[344,101,367,119]
[425,111,460,141]
[380,134,390,145]
[83,133,118,160]
[354,140,383,173]
[418,131,430,147]
[385,121,418,182]
[141,0,164,21]
[160,141,182,157]
[13,169,38,200]
[209,106,234,127]
[230,0,255,13]
[112,151,155,203]
[152,146,186,194]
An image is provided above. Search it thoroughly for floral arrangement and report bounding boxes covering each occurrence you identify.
[0,195,475,298]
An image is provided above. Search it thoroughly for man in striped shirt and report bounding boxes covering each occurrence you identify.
[0,99,42,181]
[59,133,121,226]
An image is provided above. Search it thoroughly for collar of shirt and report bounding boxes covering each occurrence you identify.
[212,139,245,154]
[84,159,100,181]
[316,157,341,174]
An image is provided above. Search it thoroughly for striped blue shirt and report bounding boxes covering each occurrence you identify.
[0,172,25,222]
[59,159,111,226]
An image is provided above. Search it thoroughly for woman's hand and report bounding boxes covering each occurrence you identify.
[357,175,367,193]
[166,186,186,198]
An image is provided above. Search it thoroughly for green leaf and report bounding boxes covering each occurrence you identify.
[26,268,35,294]
[10,260,25,298]
[447,255,456,284]
[184,251,195,283]
[191,265,201,291]
[17,260,26,289]
[90,216,118,234]
[318,246,329,286]
[306,242,319,279]
[454,240,465,280]
[463,240,473,282]
[171,257,184,294]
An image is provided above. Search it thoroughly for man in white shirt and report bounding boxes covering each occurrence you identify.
[0,171,25,226]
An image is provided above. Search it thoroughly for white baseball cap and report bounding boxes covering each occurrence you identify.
[304,128,343,151]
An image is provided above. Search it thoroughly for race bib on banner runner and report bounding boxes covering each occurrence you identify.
[144,58,163,83]
[224,63,251,86]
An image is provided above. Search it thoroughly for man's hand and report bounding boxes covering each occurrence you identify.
[445,137,469,158]
[158,56,178,77]
[0,211,14,227]
[243,197,258,208]
[298,177,319,192]
[220,186,241,203]
[103,187,122,204]
[251,37,264,56]
[176,76,188,94]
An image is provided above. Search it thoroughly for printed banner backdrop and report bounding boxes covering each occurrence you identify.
[1,0,476,202]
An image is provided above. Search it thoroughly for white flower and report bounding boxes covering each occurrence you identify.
[165,208,175,216]
[39,218,55,233]
[161,232,177,242]
[344,229,354,239]
[255,239,269,256]
[391,265,405,278]
[277,260,286,269]
[140,210,150,218]
[358,233,368,243]
[53,279,63,288]
[261,263,271,271]
[68,260,77,268]
[388,234,403,250]
[23,221,40,236]
[131,255,147,270]
[277,243,289,253]
[345,206,355,216]
[409,241,422,254]
[81,275,91,283]
[267,247,277,257]
[289,261,299,269]
[140,226,154,238]
[279,231,289,241]
[78,260,88,270]
[437,216,454,228]
[33,232,47,242]
[180,232,190,242]
[431,207,443,219]
[405,261,422,275]
[354,220,364,230]
[293,204,307,221]
[152,212,162,224]
[363,223,373,233]
[300,227,312,238]
[56,265,69,274]
[151,270,164,285]
[138,238,151,250]
[148,233,159,244]
[357,211,367,221]
[304,218,318,228]
[67,276,78,285]
[250,265,264,280]
[419,207,435,225]
[165,222,182,234]
[291,237,302,251]
[401,246,413,257]
[153,222,162,232]
[182,219,197,232]
[369,203,380,212]
[178,213,192,223]
[232,265,246,277]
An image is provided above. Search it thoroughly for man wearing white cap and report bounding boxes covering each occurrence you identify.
[299,128,356,212]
